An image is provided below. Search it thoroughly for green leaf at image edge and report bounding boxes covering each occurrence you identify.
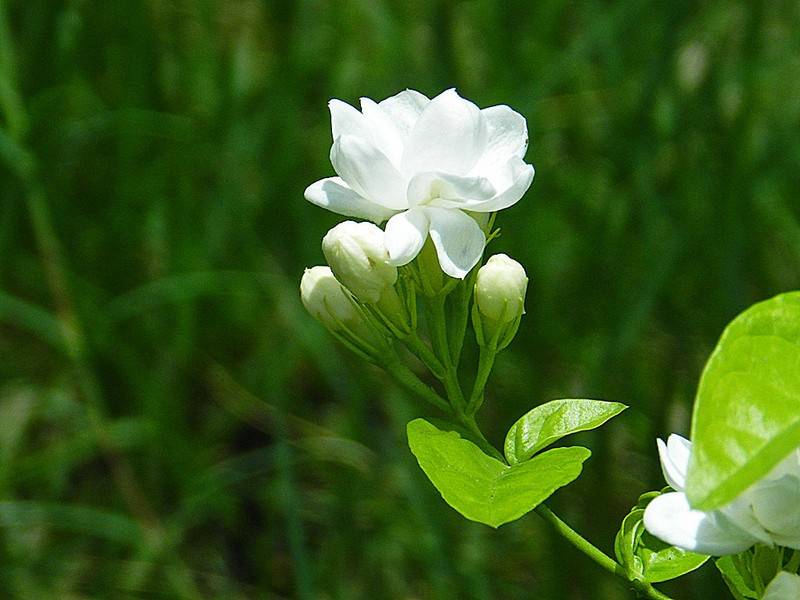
[686,291,800,510]
[407,419,590,528]
[504,399,627,465]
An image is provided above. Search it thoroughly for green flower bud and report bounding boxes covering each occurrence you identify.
[300,266,361,331]
[322,221,397,304]
[475,254,528,324]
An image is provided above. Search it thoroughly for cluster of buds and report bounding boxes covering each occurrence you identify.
[300,220,416,363]
[300,211,529,424]
[300,88,534,424]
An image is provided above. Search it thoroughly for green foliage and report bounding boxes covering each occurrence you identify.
[715,546,793,600]
[717,555,760,600]
[1,0,798,597]
[407,419,589,528]
[615,491,709,584]
[687,292,800,510]
[504,399,627,464]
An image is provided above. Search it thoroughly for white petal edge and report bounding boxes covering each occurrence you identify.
[330,134,407,209]
[643,492,756,556]
[360,97,403,166]
[426,207,486,279]
[385,209,430,266]
[720,492,774,547]
[461,157,534,213]
[304,177,397,224]
[658,434,691,492]
[377,89,430,138]
[750,476,800,542]
[329,99,369,142]
[764,572,800,600]
[407,171,496,208]
[474,104,529,171]
[401,89,487,177]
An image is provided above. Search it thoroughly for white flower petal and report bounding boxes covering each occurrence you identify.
[304,177,396,224]
[385,209,429,266]
[764,572,800,600]
[407,171,496,208]
[461,157,534,213]
[377,89,430,138]
[643,492,756,556]
[751,476,800,543]
[426,207,486,279]
[329,99,369,142]
[474,104,528,171]
[402,89,487,177]
[360,97,403,166]
[658,434,691,492]
[720,492,774,546]
[330,134,407,209]
[767,449,800,480]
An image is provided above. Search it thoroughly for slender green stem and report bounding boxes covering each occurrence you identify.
[427,295,467,413]
[385,360,451,414]
[403,332,446,378]
[786,549,800,573]
[447,269,477,368]
[462,413,504,462]
[466,345,496,416]
[535,505,674,600]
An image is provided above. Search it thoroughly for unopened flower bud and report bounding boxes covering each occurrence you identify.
[475,254,528,324]
[322,221,397,304]
[300,266,361,331]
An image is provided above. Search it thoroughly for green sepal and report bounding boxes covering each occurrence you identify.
[716,554,759,600]
[614,489,709,584]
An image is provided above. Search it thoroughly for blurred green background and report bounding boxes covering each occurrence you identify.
[1,1,799,598]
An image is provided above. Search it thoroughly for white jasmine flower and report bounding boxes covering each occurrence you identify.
[304,89,535,279]
[643,434,800,556]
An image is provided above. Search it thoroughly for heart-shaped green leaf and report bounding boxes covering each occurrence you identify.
[686,292,800,510]
[407,419,590,528]
[504,399,627,465]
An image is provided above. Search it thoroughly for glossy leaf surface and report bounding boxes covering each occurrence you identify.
[687,292,800,510]
[408,419,589,528]
[504,399,627,465]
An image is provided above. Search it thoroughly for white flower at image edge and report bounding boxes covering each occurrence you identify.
[764,572,800,600]
[304,89,535,278]
[643,434,800,556]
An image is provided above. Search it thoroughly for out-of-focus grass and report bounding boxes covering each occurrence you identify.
[0,1,798,598]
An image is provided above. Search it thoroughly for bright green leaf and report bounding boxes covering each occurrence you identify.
[716,556,759,600]
[614,508,646,580]
[504,399,627,465]
[407,419,590,528]
[687,292,800,510]
[638,530,709,583]
[614,491,708,584]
